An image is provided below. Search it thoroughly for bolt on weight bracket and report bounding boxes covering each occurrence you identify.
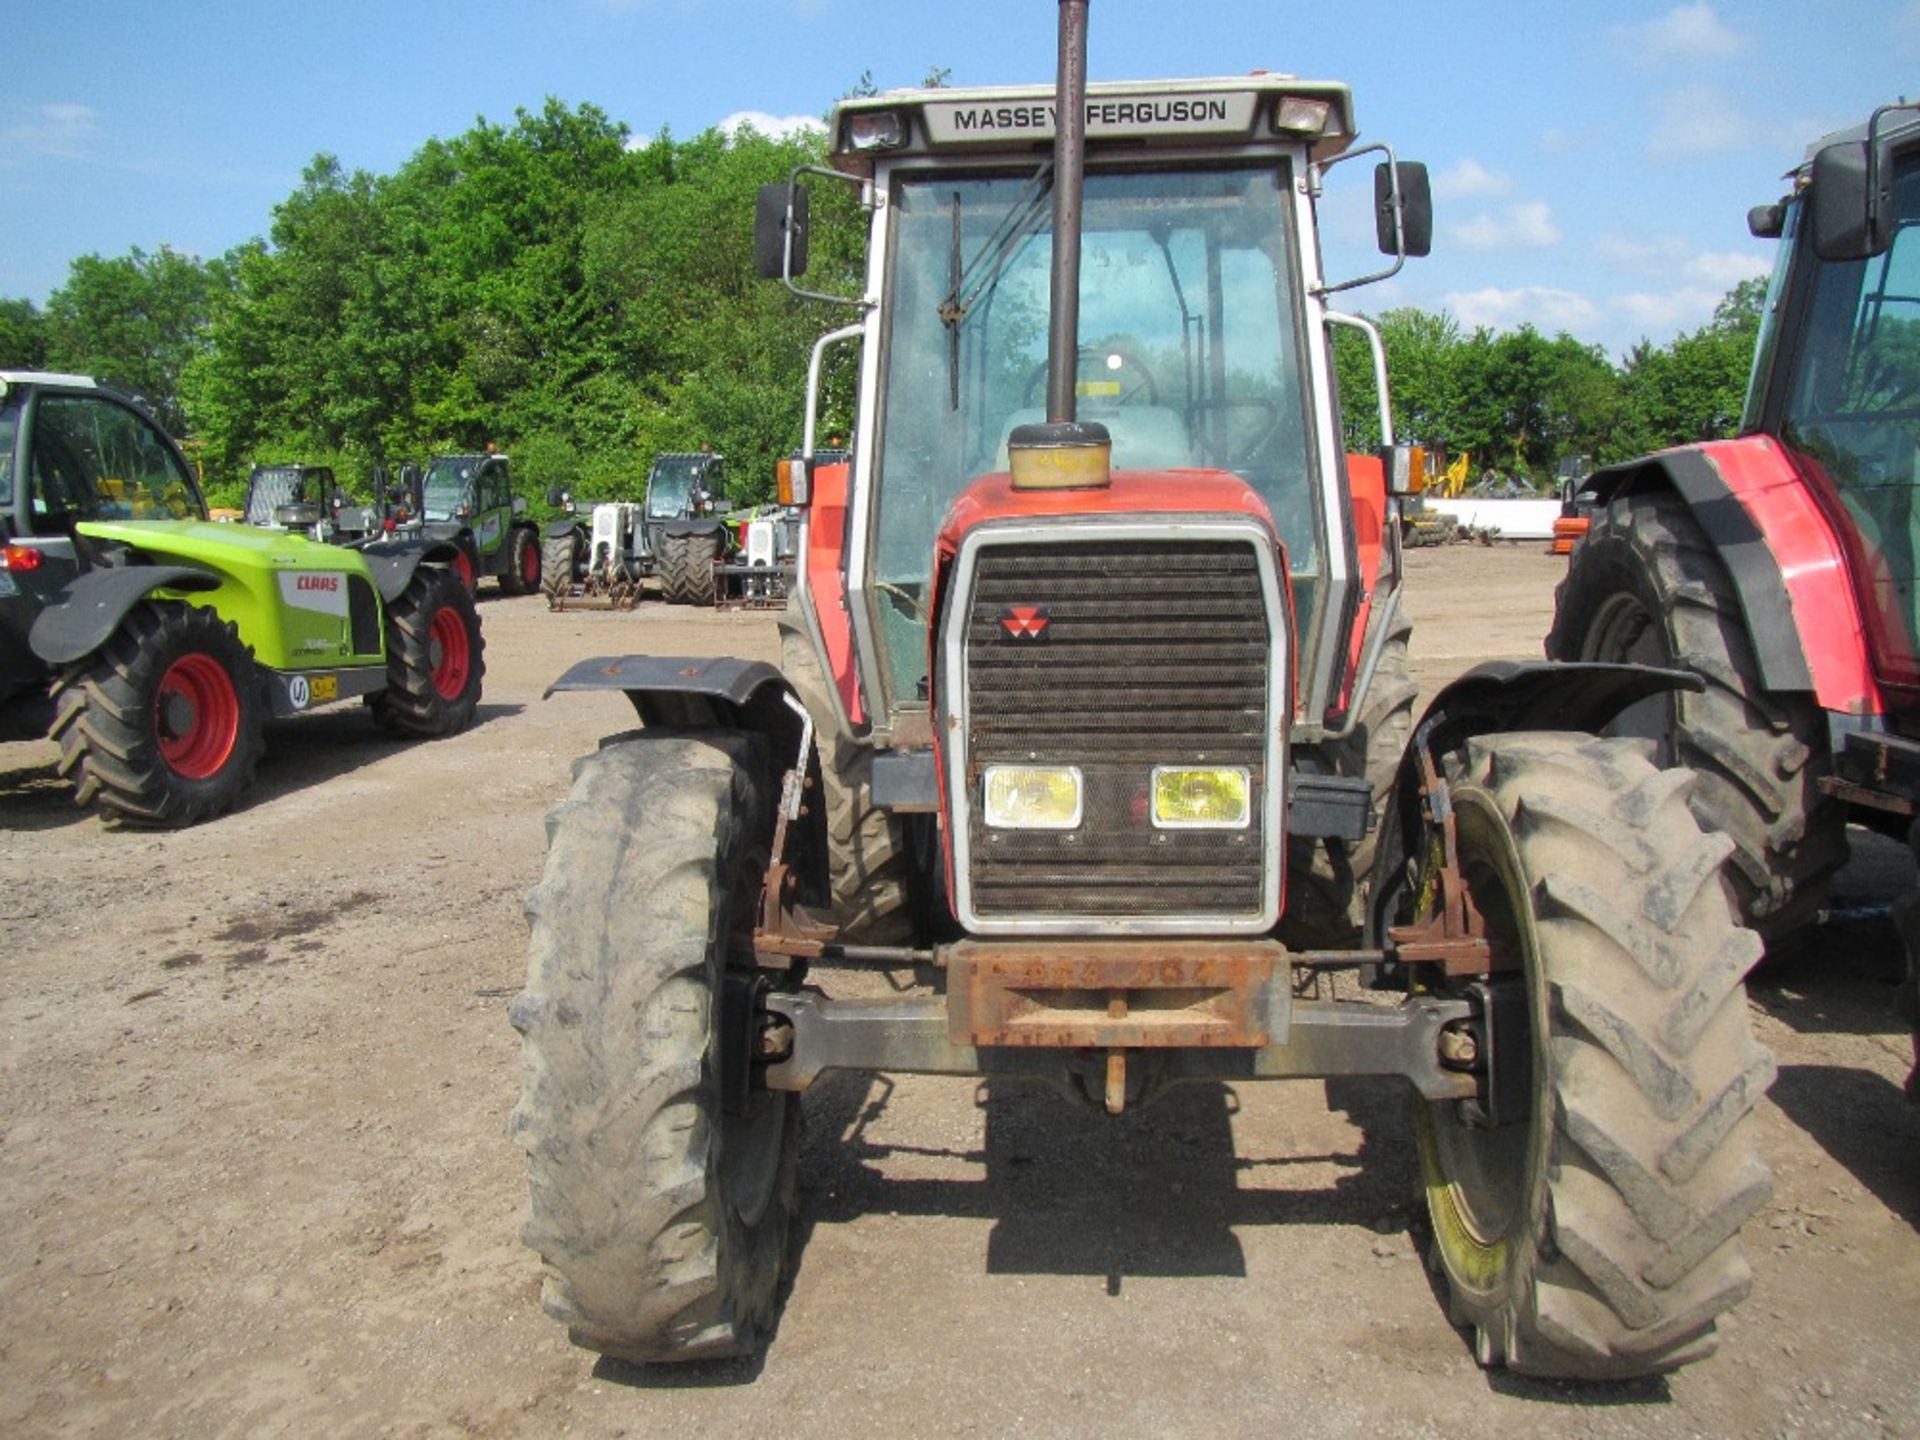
[1385,730,1494,977]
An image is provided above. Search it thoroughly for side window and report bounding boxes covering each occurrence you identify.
[483,463,508,511]
[29,395,194,522]
[0,413,16,507]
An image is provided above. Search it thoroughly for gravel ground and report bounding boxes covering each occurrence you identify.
[0,543,1915,1439]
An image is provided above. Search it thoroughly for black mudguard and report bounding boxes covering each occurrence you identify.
[657,517,731,541]
[1367,659,1705,942]
[355,537,463,603]
[1583,448,1814,693]
[545,520,588,542]
[547,654,829,905]
[28,565,222,667]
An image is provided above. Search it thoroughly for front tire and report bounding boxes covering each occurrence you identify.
[370,566,484,737]
[1547,494,1846,934]
[510,731,798,1363]
[1415,732,1773,1379]
[659,531,720,606]
[49,601,266,828]
[540,533,577,604]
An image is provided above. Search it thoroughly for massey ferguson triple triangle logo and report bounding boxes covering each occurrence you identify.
[1000,604,1050,640]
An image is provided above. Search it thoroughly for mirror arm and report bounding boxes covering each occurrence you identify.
[783,164,878,309]
[1316,142,1409,296]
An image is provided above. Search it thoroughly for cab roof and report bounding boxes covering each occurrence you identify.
[830,74,1358,168]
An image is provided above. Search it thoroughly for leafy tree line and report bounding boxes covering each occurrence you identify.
[0,95,1766,503]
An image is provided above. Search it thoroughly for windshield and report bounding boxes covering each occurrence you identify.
[1778,150,1920,686]
[423,457,476,521]
[647,457,704,519]
[245,466,305,526]
[868,161,1316,711]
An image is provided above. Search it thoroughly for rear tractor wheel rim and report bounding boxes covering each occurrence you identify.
[1582,591,1676,754]
[155,653,240,779]
[428,608,471,701]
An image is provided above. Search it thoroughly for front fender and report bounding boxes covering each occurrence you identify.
[354,537,462,603]
[1367,660,1705,941]
[547,654,827,904]
[657,518,731,541]
[28,565,221,666]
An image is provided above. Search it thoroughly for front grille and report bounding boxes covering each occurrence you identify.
[960,539,1273,921]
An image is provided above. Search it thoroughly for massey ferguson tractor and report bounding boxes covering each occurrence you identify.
[1547,103,1920,1087]
[512,3,1774,1379]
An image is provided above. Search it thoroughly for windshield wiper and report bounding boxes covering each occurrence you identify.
[937,164,1054,409]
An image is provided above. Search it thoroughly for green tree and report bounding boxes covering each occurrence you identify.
[0,298,47,369]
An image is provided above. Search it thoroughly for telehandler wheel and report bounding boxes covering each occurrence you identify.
[500,528,541,597]
[370,566,484,737]
[1414,732,1773,1380]
[1283,609,1416,946]
[49,600,266,828]
[778,619,911,940]
[659,531,720,606]
[540,533,577,603]
[1547,494,1846,935]
[510,730,798,1364]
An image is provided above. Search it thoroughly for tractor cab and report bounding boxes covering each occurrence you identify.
[242,463,338,530]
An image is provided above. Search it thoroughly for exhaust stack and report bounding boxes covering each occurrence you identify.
[1008,0,1111,491]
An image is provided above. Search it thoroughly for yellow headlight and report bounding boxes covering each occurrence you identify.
[1151,766,1252,829]
[982,765,1083,829]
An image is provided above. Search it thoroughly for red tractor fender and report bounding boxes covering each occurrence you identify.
[1585,436,1886,717]
[801,458,863,726]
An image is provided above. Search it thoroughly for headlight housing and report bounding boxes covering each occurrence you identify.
[982,765,1083,829]
[1150,766,1252,829]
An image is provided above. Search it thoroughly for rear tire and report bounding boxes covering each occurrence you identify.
[659,531,720,606]
[49,601,266,828]
[500,527,541,596]
[779,620,911,940]
[510,731,798,1363]
[1546,494,1846,934]
[1415,732,1772,1379]
[370,566,484,737]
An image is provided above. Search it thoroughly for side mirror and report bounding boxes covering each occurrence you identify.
[1747,201,1786,239]
[1375,161,1432,258]
[756,181,810,280]
[545,485,564,507]
[512,495,527,516]
[1809,140,1889,261]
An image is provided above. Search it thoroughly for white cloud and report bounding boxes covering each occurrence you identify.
[717,110,826,142]
[1432,158,1511,200]
[1614,287,1726,333]
[0,102,100,159]
[1685,249,1771,288]
[1617,3,1748,62]
[1445,286,1601,333]
[1650,85,1751,155]
[1447,200,1562,251]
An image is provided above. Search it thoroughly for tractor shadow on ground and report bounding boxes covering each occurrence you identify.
[1768,1063,1920,1228]
[788,1070,1408,1292]
[0,756,90,832]
[248,702,524,806]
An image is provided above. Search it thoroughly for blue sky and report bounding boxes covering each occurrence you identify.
[3,0,1914,360]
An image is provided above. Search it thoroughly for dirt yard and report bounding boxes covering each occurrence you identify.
[1,544,1916,1439]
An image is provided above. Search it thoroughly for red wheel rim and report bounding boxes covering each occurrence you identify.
[428,608,471,701]
[521,537,539,587]
[452,550,475,591]
[155,653,240,779]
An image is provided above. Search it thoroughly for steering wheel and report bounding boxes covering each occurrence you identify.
[1024,343,1161,408]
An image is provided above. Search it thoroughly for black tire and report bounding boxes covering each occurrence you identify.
[510,730,798,1363]
[779,620,911,940]
[659,531,720,606]
[499,527,541,597]
[1415,732,1773,1379]
[540,533,577,603]
[48,601,266,828]
[1546,494,1846,934]
[1283,609,1417,947]
[369,566,484,737]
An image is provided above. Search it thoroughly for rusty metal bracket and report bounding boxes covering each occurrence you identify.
[945,940,1287,1050]
[1385,733,1494,977]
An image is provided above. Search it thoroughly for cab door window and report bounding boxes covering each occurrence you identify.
[29,395,197,527]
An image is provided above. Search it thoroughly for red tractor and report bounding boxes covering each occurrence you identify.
[510,4,1774,1379]
[1548,103,1920,1087]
